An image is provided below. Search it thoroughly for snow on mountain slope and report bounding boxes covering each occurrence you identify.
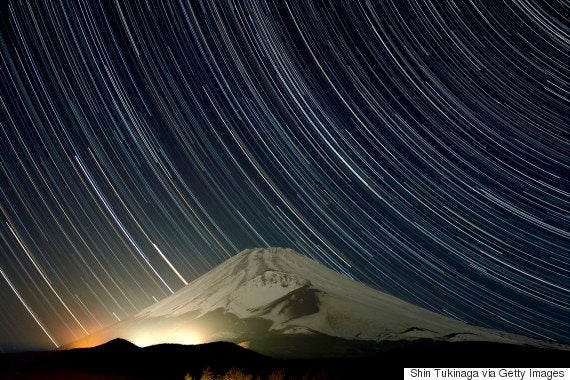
[66,247,567,355]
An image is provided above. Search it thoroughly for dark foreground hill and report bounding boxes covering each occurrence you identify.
[1,338,568,380]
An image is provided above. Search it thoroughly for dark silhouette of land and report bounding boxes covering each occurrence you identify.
[0,338,568,379]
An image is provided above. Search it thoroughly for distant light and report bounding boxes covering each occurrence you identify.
[130,329,203,347]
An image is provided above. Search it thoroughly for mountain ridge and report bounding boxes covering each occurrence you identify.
[5,338,569,379]
[65,247,569,358]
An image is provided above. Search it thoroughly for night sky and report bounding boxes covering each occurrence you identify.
[0,0,568,352]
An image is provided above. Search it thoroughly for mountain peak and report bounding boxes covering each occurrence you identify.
[228,247,314,276]
[134,247,318,320]
[236,247,302,258]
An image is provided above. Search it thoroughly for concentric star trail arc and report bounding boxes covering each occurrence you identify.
[0,0,567,350]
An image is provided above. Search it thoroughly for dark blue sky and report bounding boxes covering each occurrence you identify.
[0,0,568,351]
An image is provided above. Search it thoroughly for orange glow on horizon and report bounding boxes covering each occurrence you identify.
[62,328,204,350]
[130,329,204,347]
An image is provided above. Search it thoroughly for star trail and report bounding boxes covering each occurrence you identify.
[0,0,568,351]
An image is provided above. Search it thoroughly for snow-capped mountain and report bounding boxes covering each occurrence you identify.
[66,247,567,357]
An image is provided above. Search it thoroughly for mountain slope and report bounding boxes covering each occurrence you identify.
[66,247,567,358]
